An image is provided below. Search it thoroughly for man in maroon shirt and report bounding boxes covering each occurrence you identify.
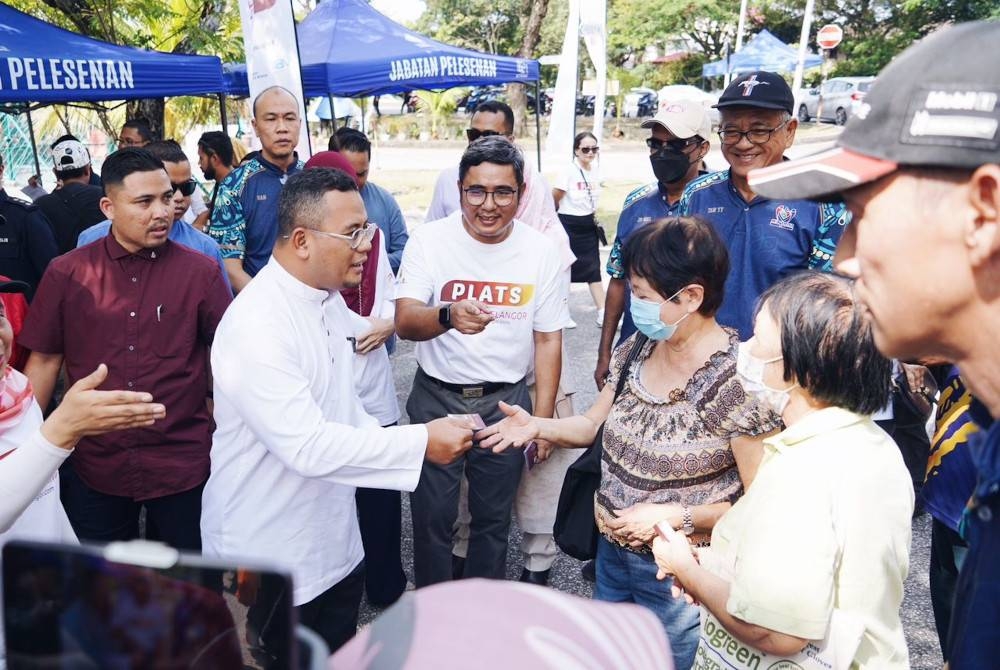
[20,148,232,551]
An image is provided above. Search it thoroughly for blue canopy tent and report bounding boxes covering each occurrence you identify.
[0,3,226,175]
[224,0,543,164]
[702,29,823,77]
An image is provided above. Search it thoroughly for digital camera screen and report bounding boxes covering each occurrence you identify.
[3,541,295,670]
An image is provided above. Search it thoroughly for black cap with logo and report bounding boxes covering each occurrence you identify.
[748,21,1000,201]
[713,71,795,116]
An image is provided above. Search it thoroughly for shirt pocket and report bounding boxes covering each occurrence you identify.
[146,300,197,359]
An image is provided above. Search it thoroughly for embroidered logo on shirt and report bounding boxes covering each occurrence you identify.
[769,205,796,230]
[441,280,534,307]
[256,194,268,201]
[708,206,725,214]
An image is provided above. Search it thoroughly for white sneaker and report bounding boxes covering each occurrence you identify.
[565,319,577,329]
[595,309,605,326]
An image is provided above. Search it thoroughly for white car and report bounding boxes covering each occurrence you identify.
[797,76,875,125]
[657,85,720,131]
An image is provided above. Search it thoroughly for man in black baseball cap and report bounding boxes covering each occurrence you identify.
[748,21,1000,668]
[675,70,848,339]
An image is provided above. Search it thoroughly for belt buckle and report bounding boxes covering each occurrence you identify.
[462,387,484,399]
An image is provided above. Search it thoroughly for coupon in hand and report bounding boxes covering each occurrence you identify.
[448,413,486,430]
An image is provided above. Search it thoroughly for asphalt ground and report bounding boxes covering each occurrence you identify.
[371,278,943,669]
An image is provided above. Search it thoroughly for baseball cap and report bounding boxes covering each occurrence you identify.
[303,151,359,187]
[641,100,713,141]
[714,71,795,115]
[748,21,1000,201]
[50,138,91,171]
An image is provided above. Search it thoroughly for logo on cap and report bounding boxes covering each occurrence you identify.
[738,75,769,97]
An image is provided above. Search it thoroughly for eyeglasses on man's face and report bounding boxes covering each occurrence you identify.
[304,221,377,249]
[462,187,517,207]
[718,119,790,146]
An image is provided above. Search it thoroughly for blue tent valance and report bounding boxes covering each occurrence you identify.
[225,0,539,98]
[702,30,823,78]
[0,4,225,104]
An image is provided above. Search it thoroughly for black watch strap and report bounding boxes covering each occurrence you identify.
[438,304,452,330]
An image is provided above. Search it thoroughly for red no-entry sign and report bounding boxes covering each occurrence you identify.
[817,24,844,50]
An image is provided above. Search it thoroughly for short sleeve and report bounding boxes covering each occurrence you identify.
[19,262,67,354]
[554,164,574,193]
[394,228,435,304]
[726,469,837,639]
[531,241,569,333]
[208,173,247,260]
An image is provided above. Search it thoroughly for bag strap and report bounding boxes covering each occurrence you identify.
[612,333,649,402]
[576,164,596,213]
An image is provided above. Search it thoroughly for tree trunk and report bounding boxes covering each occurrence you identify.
[508,0,550,137]
[125,98,167,139]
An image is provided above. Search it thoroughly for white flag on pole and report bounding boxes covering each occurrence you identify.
[545,0,580,162]
[238,0,311,158]
[580,0,607,143]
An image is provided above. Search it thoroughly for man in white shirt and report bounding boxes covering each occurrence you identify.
[396,137,568,586]
[202,167,474,653]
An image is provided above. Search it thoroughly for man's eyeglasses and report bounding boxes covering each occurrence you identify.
[305,221,377,249]
[718,119,790,146]
[171,179,198,197]
[578,146,600,155]
[463,187,517,207]
[645,137,701,153]
[465,128,506,143]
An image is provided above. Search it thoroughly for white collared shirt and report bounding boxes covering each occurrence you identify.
[201,257,427,606]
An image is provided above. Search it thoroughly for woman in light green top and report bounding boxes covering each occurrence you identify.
[652,271,913,669]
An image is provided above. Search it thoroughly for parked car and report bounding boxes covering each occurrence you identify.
[849,78,875,118]
[797,76,875,125]
[622,87,658,117]
[657,84,721,131]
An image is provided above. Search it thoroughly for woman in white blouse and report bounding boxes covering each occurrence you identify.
[553,131,605,327]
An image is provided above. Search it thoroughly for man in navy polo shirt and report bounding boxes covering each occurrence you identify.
[678,71,847,339]
[209,86,304,292]
[594,101,712,389]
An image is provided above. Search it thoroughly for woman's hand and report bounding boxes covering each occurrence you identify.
[40,364,166,451]
[355,317,394,354]
[652,524,699,580]
[476,401,540,453]
[605,503,682,547]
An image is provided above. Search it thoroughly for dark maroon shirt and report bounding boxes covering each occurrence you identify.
[20,235,231,501]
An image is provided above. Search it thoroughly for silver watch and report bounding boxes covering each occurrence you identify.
[681,505,695,536]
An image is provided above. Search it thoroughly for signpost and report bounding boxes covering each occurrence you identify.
[814,24,843,121]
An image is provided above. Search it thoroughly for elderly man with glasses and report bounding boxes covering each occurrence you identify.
[677,70,849,339]
[396,136,569,587]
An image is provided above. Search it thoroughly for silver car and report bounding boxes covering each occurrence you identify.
[797,76,875,125]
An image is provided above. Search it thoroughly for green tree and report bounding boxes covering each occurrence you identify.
[608,0,740,66]
[415,0,522,55]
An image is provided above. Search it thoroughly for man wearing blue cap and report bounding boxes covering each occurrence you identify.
[677,71,848,339]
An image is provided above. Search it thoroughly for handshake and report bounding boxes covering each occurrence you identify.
[423,402,545,465]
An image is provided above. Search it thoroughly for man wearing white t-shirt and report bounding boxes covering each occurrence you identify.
[397,137,568,586]
[202,168,474,653]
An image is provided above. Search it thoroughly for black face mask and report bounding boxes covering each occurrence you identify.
[650,149,691,185]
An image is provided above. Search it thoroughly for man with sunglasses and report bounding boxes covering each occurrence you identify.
[22,148,232,552]
[677,70,848,339]
[595,101,712,390]
[77,141,232,293]
[397,137,568,587]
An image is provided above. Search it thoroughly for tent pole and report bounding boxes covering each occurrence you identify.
[24,106,41,179]
[534,80,542,172]
[329,95,337,132]
[218,94,229,132]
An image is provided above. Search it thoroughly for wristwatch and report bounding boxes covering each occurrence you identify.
[438,304,453,330]
[681,505,695,536]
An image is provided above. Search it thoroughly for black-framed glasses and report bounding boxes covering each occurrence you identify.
[305,221,377,249]
[463,187,517,207]
[578,146,600,155]
[645,137,700,153]
[466,128,505,143]
[718,119,790,146]
[171,179,197,197]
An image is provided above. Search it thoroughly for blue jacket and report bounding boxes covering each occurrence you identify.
[678,169,848,339]
[208,154,303,278]
[360,181,408,274]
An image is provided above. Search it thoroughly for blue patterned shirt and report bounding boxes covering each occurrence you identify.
[208,154,303,278]
[677,169,848,339]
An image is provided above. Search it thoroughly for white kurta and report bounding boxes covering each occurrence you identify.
[201,257,427,606]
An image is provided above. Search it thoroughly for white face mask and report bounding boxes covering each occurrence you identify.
[736,341,797,415]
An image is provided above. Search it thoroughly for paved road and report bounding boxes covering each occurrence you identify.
[375,282,942,669]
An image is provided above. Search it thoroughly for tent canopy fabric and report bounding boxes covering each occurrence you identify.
[0,3,224,104]
[224,0,539,98]
[702,30,823,77]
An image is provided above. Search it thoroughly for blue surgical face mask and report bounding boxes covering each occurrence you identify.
[629,286,689,341]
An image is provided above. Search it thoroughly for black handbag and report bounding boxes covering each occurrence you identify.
[553,334,648,560]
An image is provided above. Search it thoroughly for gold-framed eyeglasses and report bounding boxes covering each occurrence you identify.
[304,221,376,249]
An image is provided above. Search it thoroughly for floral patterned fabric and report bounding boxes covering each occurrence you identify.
[595,329,780,548]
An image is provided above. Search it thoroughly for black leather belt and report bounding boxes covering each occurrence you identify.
[421,370,518,399]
